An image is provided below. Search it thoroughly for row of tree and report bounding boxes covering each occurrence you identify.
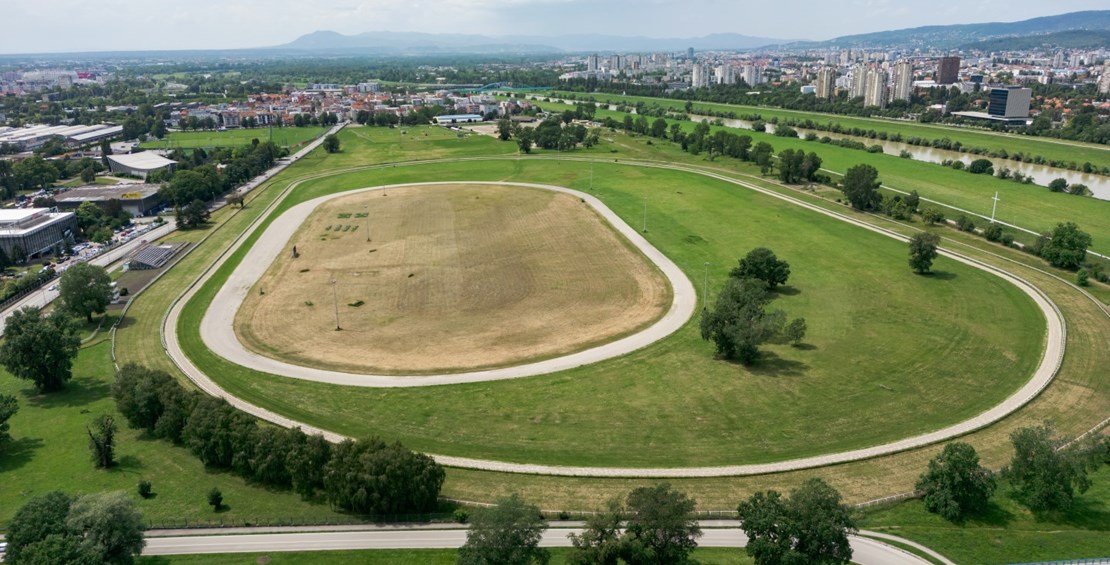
[112,364,445,515]
[4,491,145,565]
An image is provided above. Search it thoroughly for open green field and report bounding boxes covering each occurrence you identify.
[139,126,327,150]
[861,467,1110,564]
[138,547,756,565]
[546,90,1110,169]
[177,153,1045,467]
[531,98,1110,257]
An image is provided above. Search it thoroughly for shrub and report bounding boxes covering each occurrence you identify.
[1076,268,1089,287]
[207,487,223,510]
[983,223,1003,242]
[138,480,152,499]
[454,508,469,523]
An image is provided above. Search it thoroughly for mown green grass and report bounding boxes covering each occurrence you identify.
[546,90,1110,168]
[860,467,1110,565]
[138,547,756,564]
[0,341,356,528]
[532,98,1110,256]
[177,156,1045,467]
[139,127,328,150]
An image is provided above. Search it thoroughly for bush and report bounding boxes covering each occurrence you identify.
[983,223,1003,242]
[138,480,152,499]
[207,487,223,510]
[1076,268,1089,287]
[921,207,945,225]
[453,508,469,523]
[956,215,976,233]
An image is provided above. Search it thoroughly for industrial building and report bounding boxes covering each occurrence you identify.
[432,114,485,125]
[106,152,177,179]
[53,184,165,217]
[0,123,122,152]
[0,208,77,260]
[127,242,184,271]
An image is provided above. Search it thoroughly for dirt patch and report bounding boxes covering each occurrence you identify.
[235,184,671,374]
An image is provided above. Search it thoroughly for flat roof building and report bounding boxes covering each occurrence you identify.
[432,114,484,125]
[0,208,77,260]
[53,184,165,217]
[106,153,177,180]
[987,86,1032,119]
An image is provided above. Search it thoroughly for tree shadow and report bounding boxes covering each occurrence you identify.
[745,351,809,377]
[0,436,44,473]
[214,504,231,514]
[965,500,1016,527]
[1033,496,1110,530]
[774,285,801,296]
[926,271,957,281]
[23,377,111,409]
[113,315,136,330]
[114,454,144,473]
[791,343,817,351]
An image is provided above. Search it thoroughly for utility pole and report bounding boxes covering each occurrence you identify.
[330,277,341,331]
[365,205,370,242]
[990,192,1000,223]
[642,197,647,233]
[589,163,593,191]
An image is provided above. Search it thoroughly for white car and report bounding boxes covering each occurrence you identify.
[47,285,58,292]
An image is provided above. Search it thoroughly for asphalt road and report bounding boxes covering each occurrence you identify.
[162,156,1067,478]
[141,527,938,565]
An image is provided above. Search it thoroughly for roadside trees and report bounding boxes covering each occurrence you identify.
[322,134,341,153]
[737,478,856,565]
[59,263,113,323]
[0,394,17,450]
[458,494,549,565]
[622,483,702,565]
[0,307,81,392]
[1038,222,1091,270]
[908,232,941,274]
[1002,425,1092,512]
[916,442,996,521]
[6,490,144,565]
[841,164,882,211]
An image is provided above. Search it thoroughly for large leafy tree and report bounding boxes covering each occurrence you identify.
[731,247,791,290]
[65,491,146,564]
[700,277,785,364]
[622,483,702,565]
[0,394,17,450]
[0,307,81,392]
[5,491,76,564]
[908,232,941,274]
[59,262,113,323]
[738,478,856,565]
[322,134,341,153]
[841,163,882,211]
[567,498,625,565]
[1038,222,1091,270]
[322,437,445,515]
[1002,425,1092,512]
[458,494,550,565]
[916,442,996,521]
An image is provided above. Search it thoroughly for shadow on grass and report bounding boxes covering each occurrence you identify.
[775,285,801,296]
[23,377,111,409]
[115,454,145,473]
[926,271,957,281]
[113,315,137,330]
[0,436,44,472]
[791,343,817,351]
[965,500,1017,527]
[1034,496,1110,531]
[744,352,809,377]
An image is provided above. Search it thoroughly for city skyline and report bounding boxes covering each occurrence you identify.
[2,0,1109,55]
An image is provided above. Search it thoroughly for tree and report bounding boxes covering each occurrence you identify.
[207,487,223,510]
[752,142,775,174]
[323,437,445,514]
[783,318,807,346]
[841,164,882,211]
[731,247,791,290]
[458,494,550,565]
[0,394,17,450]
[1039,222,1091,270]
[286,429,332,499]
[700,277,785,364]
[59,263,113,323]
[175,199,210,229]
[622,483,702,565]
[322,134,341,153]
[1047,178,1069,192]
[967,158,994,175]
[5,491,76,564]
[737,478,856,565]
[87,414,117,469]
[517,127,534,154]
[567,498,625,565]
[0,307,81,392]
[227,193,245,208]
[916,442,997,521]
[983,223,1003,242]
[1002,425,1092,512]
[65,491,145,564]
[496,117,513,141]
[908,232,940,274]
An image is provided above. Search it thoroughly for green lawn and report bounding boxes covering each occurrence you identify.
[176,156,1045,467]
[531,98,1110,257]
[139,127,328,150]
[138,547,755,564]
[545,90,1110,169]
[860,467,1110,565]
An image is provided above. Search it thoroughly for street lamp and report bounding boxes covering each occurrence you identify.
[702,262,711,310]
[330,277,341,331]
[642,196,648,233]
[365,204,370,242]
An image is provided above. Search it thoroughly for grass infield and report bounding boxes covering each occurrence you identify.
[139,127,328,150]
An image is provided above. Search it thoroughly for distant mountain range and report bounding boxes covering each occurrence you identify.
[792,10,1110,49]
[275,31,786,54]
[960,29,1110,52]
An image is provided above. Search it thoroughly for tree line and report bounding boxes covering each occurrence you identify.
[111,364,445,515]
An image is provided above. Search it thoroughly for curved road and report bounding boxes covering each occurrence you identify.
[141,525,941,565]
[161,156,1066,478]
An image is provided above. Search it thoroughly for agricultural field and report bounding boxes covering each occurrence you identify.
[546,90,1110,169]
[139,126,328,150]
[235,183,670,374]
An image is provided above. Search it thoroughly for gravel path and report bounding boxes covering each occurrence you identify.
[161,157,1066,478]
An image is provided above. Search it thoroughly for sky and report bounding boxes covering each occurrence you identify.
[2,0,1107,54]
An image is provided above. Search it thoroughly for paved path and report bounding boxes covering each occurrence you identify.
[200,181,696,387]
[140,525,935,565]
[160,156,1066,477]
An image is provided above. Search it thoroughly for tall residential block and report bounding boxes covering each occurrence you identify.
[742,65,762,87]
[891,59,914,102]
[815,67,837,99]
[691,64,709,88]
[864,69,888,108]
[937,56,960,85]
[849,64,868,99]
[1099,65,1110,95]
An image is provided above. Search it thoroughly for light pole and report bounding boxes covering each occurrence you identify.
[330,277,341,331]
[990,192,1000,223]
[589,163,594,191]
[642,196,647,233]
[702,262,710,310]
[365,205,370,242]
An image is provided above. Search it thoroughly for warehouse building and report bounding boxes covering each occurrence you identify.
[0,208,77,260]
[106,152,177,179]
[53,184,165,217]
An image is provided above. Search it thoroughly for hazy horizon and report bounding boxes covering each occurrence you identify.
[2,0,1108,55]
